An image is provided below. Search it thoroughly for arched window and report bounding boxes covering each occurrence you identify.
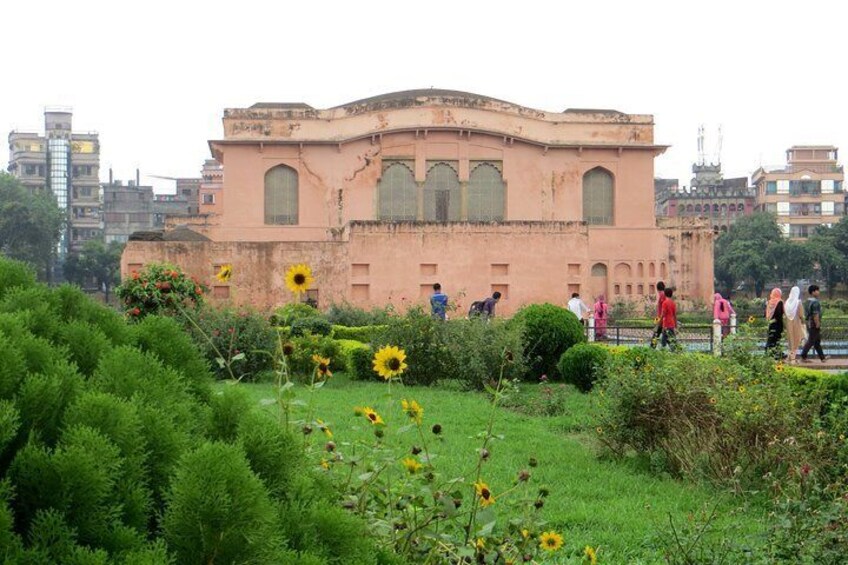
[637,262,644,277]
[720,204,728,216]
[423,162,460,222]
[729,203,736,214]
[591,263,608,276]
[378,161,417,220]
[738,202,745,215]
[686,204,694,214]
[649,262,656,277]
[467,162,505,221]
[582,168,614,225]
[264,165,298,225]
[713,204,720,215]
[695,204,702,214]
[660,262,667,277]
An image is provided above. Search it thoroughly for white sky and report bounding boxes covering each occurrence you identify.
[2,0,846,194]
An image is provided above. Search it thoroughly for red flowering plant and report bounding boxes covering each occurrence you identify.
[116,263,207,319]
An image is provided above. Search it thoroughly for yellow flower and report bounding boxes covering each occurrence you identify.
[584,545,598,564]
[709,397,717,405]
[738,385,746,394]
[775,363,784,372]
[401,456,423,474]
[596,426,603,435]
[539,531,564,552]
[475,538,485,551]
[312,354,332,378]
[373,345,408,380]
[285,264,314,294]
[215,264,233,283]
[320,459,330,470]
[521,529,530,540]
[474,481,496,507]
[317,419,332,439]
[401,399,423,424]
[748,315,756,324]
[362,407,384,426]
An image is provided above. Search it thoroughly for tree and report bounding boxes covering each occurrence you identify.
[714,213,783,297]
[804,224,848,297]
[0,173,64,281]
[64,239,125,304]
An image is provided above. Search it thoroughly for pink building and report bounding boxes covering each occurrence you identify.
[123,90,714,314]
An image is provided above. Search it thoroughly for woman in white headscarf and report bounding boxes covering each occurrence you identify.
[784,286,806,364]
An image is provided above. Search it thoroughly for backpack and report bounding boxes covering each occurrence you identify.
[468,300,486,317]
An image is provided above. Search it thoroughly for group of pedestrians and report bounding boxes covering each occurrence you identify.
[764,284,826,363]
[429,283,501,321]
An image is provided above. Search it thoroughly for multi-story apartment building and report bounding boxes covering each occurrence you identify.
[153,194,191,228]
[753,145,844,239]
[7,108,101,257]
[199,159,223,215]
[655,163,756,233]
[102,175,155,244]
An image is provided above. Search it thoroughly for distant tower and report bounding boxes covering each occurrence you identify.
[697,125,705,166]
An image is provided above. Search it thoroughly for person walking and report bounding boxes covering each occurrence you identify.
[764,287,785,360]
[713,292,735,338]
[800,284,827,363]
[784,286,806,364]
[593,295,609,340]
[650,281,666,348]
[659,287,678,351]
[567,292,590,325]
[430,283,449,320]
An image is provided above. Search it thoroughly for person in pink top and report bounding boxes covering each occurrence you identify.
[712,292,735,338]
[593,295,609,340]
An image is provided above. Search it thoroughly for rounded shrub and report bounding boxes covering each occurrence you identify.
[237,411,302,499]
[0,258,36,300]
[116,263,206,319]
[273,303,319,326]
[290,316,333,337]
[0,286,61,342]
[162,442,279,564]
[207,387,254,443]
[511,303,585,379]
[0,335,27,400]
[0,401,19,455]
[557,343,611,392]
[347,345,374,381]
[57,321,113,376]
[15,360,85,447]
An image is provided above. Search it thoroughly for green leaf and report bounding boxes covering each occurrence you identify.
[259,398,276,406]
[231,352,246,361]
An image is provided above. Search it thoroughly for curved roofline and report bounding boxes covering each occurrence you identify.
[333,89,518,109]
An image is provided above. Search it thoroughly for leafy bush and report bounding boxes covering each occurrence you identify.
[207,387,254,443]
[0,334,27,400]
[347,344,374,381]
[0,401,18,455]
[116,263,206,319]
[57,321,113,377]
[162,442,281,564]
[130,315,212,402]
[511,303,585,379]
[0,258,36,300]
[375,307,449,386]
[288,334,342,377]
[290,316,333,337]
[14,361,85,447]
[331,324,386,343]
[237,411,302,499]
[442,319,527,390]
[557,343,611,392]
[272,303,319,326]
[325,302,395,327]
[278,502,382,565]
[0,286,62,342]
[186,306,277,381]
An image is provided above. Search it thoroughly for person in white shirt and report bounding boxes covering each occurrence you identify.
[567,292,590,324]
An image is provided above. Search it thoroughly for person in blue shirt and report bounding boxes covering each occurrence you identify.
[430,283,449,320]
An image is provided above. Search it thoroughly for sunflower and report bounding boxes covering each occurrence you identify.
[748,315,756,324]
[320,459,330,470]
[362,407,384,426]
[584,545,598,564]
[312,354,332,378]
[317,419,332,439]
[775,362,784,372]
[401,457,423,474]
[215,264,233,283]
[401,399,423,424]
[539,531,564,552]
[474,481,496,507]
[285,264,314,294]
[373,345,408,380]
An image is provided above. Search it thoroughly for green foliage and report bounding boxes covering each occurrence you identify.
[331,324,386,343]
[325,302,395,327]
[207,387,254,443]
[57,321,112,376]
[0,174,64,281]
[0,401,19,455]
[116,263,206,319]
[442,319,527,389]
[0,256,36,300]
[375,307,449,386]
[511,303,585,379]
[130,315,212,402]
[186,306,277,381]
[273,302,320,326]
[346,345,374,381]
[557,343,611,392]
[237,411,302,499]
[14,361,85,447]
[0,286,62,342]
[290,316,333,337]
[162,442,280,564]
[0,479,22,559]
[278,502,381,565]
[0,334,27,400]
[288,334,342,377]
[63,239,125,303]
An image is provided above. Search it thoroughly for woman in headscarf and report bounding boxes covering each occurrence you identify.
[764,287,785,359]
[594,295,609,341]
[784,286,806,364]
[712,292,735,338]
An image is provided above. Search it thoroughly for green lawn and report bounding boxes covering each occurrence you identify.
[221,377,767,563]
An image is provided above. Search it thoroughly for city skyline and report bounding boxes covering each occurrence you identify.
[2,0,846,194]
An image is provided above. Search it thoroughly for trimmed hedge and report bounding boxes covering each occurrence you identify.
[557,343,611,392]
[336,339,373,380]
[331,325,386,344]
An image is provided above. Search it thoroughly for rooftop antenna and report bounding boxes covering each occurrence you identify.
[697,125,705,166]
[715,125,723,166]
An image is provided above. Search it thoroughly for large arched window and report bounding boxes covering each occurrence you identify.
[264,165,298,225]
[583,168,614,225]
[378,161,417,220]
[467,162,505,221]
[423,162,460,222]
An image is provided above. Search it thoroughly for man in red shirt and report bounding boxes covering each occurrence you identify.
[660,287,678,351]
[650,281,666,348]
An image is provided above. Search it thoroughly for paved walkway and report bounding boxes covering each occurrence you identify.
[791,357,848,371]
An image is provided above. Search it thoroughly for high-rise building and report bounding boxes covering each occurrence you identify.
[753,146,844,239]
[7,108,101,260]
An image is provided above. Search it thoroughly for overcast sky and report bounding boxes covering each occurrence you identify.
[2,0,846,194]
